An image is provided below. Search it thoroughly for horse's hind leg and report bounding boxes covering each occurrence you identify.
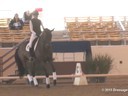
[31,61,38,86]
[26,61,38,86]
[46,77,50,88]
[26,61,33,85]
[27,75,38,86]
[32,77,38,86]
[27,74,33,85]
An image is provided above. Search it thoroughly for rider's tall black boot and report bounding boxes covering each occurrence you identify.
[29,48,34,61]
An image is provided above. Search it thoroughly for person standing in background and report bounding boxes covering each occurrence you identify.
[23,10,32,24]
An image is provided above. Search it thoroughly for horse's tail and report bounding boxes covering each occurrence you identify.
[15,48,25,77]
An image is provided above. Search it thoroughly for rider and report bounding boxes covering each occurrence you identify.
[26,10,44,60]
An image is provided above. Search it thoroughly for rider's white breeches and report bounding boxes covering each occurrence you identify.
[26,33,37,51]
[28,33,37,48]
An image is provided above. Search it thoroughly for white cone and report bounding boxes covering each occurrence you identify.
[74,63,88,85]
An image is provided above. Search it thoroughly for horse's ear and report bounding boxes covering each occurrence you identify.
[51,28,55,32]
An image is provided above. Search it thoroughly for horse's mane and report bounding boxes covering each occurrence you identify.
[37,28,53,60]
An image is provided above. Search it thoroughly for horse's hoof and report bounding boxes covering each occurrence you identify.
[35,84,38,87]
[53,80,56,86]
[30,81,34,86]
[46,84,50,88]
[28,57,34,62]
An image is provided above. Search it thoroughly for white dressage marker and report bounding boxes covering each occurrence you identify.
[73,63,88,85]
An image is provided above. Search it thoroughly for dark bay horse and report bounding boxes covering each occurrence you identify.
[15,28,57,88]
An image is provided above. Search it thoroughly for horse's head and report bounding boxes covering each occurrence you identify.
[40,28,54,48]
[43,28,54,42]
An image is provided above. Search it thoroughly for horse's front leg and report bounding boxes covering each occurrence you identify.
[52,72,57,86]
[50,61,57,86]
[42,63,50,88]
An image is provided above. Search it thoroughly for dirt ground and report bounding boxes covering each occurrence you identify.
[0,77,128,96]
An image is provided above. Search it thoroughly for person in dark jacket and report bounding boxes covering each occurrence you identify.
[9,13,24,30]
[23,10,32,24]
